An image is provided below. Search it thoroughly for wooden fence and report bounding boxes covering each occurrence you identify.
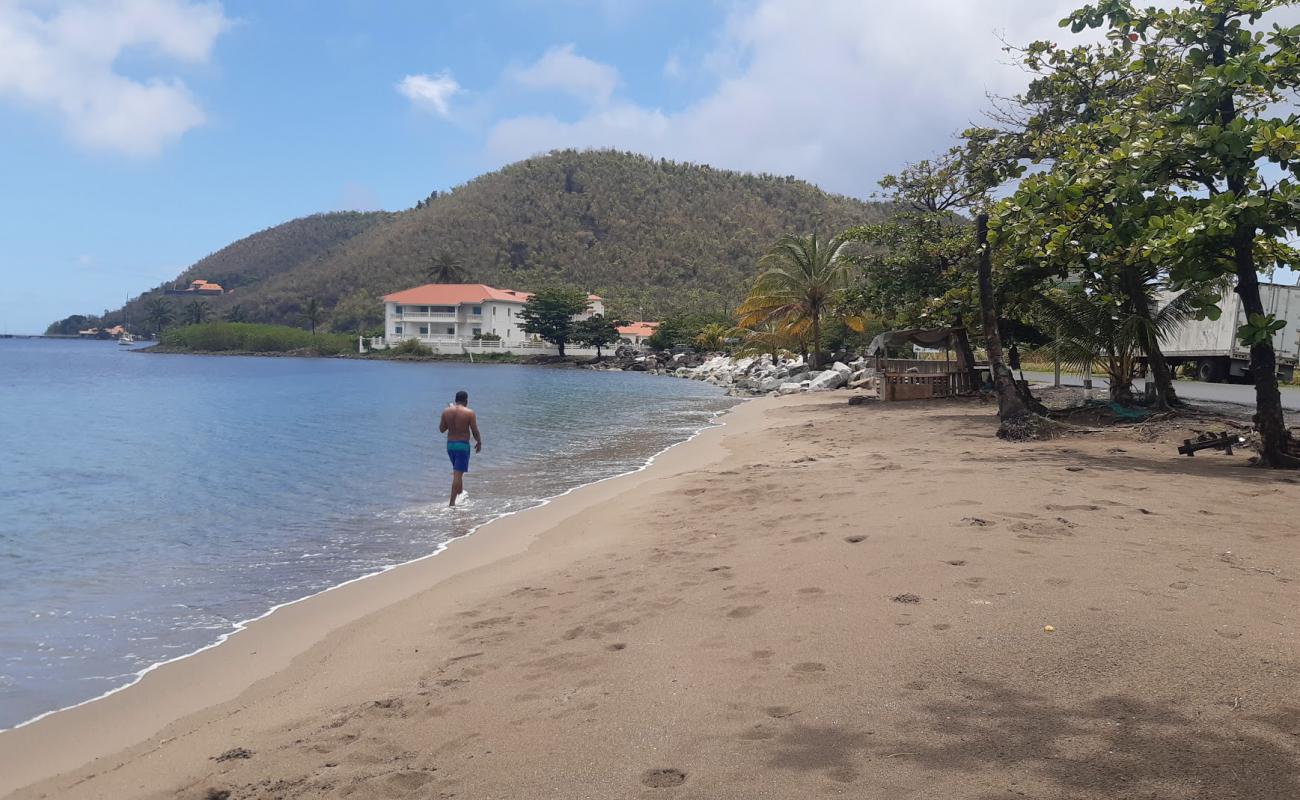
[880,368,975,401]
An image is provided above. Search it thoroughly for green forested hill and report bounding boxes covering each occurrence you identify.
[72,150,892,331]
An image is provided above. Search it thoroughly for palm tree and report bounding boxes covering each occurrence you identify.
[736,233,854,368]
[694,323,731,352]
[731,321,804,360]
[183,300,210,326]
[427,251,467,284]
[224,304,248,323]
[300,298,325,335]
[144,297,175,335]
[1038,284,1198,405]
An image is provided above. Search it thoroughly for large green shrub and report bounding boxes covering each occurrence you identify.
[160,323,354,355]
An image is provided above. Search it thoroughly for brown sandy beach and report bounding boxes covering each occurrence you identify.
[2,393,1298,799]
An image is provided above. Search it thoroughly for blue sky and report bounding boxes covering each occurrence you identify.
[1,0,1295,333]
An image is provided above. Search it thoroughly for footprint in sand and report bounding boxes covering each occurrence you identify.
[765,705,798,718]
[946,560,967,566]
[727,606,763,619]
[641,768,687,788]
[607,642,627,651]
[844,535,867,544]
[796,587,825,596]
[739,725,777,741]
[932,623,952,631]
[791,662,827,674]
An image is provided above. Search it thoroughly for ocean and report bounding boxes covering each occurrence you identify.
[0,339,738,729]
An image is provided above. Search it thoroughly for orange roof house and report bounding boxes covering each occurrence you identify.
[617,321,659,338]
[381,284,607,348]
[382,284,534,305]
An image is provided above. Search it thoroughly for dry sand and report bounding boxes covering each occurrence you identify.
[2,392,1298,799]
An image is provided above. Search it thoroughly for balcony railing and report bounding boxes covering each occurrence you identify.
[394,311,457,321]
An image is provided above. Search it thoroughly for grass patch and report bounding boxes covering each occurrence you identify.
[160,323,355,355]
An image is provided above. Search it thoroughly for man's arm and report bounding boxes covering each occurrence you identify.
[469,411,482,452]
[438,408,449,434]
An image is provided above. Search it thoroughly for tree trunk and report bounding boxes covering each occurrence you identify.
[811,310,822,370]
[976,214,1032,434]
[1118,265,1177,410]
[1234,231,1296,467]
[951,320,980,393]
[1212,12,1294,466]
[557,339,566,357]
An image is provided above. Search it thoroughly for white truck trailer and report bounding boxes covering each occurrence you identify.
[1157,282,1300,383]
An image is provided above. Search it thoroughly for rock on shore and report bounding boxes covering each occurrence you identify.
[588,351,874,397]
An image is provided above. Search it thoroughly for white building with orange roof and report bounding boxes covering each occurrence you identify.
[380,283,604,351]
[616,321,659,347]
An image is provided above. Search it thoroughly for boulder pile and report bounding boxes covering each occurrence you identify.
[589,351,876,397]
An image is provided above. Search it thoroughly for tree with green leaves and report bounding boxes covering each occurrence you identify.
[844,150,983,387]
[983,29,1196,410]
[1060,0,1300,466]
[331,290,381,335]
[299,298,325,335]
[518,287,590,357]
[427,251,467,284]
[182,300,210,326]
[144,298,175,335]
[573,314,624,357]
[223,304,248,323]
[736,233,855,368]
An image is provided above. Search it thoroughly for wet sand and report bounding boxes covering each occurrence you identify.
[2,393,1298,799]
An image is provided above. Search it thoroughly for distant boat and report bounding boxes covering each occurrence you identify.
[118,333,136,346]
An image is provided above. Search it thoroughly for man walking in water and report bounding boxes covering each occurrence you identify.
[439,390,482,506]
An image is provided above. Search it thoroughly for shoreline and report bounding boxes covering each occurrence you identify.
[0,396,750,796]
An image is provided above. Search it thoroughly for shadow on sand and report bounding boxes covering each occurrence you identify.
[874,677,1300,799]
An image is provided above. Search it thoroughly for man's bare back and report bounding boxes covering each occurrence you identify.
[440,404,479,443]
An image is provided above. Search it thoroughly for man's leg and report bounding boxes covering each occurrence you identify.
[450,470,463,506]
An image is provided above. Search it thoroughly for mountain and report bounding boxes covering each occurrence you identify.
[72,150,893,331]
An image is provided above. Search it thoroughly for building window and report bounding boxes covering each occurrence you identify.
[492,306,497,316]
[394,324,403,334]
[472,306,482,315]
[472,327,482,336]
[394,305,403,315]
[446,327,455,335]
[419,325,429,335]
[419,306,430,313]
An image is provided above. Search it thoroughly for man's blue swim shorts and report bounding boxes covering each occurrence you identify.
[447,440,471,473]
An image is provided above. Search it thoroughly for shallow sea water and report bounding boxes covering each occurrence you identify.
[0,339,738,728]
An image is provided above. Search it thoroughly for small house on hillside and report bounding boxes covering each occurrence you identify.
[381,283,603,348]
[166,279,225,296]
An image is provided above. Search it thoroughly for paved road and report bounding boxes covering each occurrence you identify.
[1021,371,1300,411]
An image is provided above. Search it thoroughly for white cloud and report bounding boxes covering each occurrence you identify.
[0,0,231,157]
[397,71,460,117]
[512,44,618,106]
[487,0,1084,197]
